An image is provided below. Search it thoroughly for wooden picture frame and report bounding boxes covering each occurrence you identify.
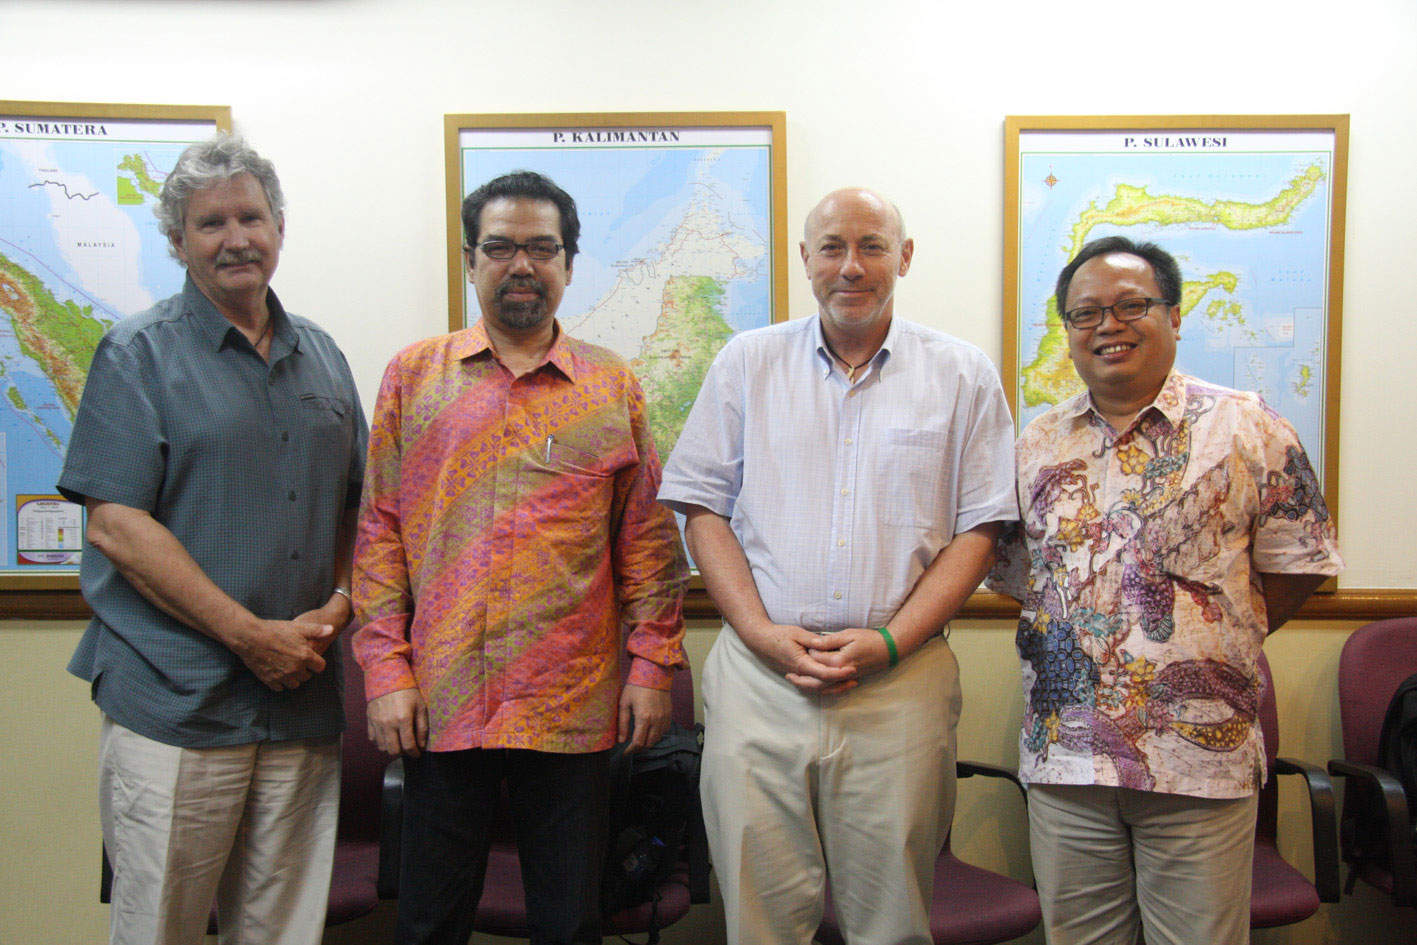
[1005,115,1348,593]
[445,112,788,615]
[0,101,231,614]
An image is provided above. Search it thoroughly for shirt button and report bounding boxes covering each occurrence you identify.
[288,490,297,501]
[281,431,289,442]
[840,488,849,496]
[833,591,842,600]
[837,539,846,547]
[290,550,301,560]
[844,438,853,445]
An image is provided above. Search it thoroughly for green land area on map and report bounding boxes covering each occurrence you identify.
[1021,163,1325,408]
[631,275,735,460]
[0,251,110,421]
[116,153,162,205]
[117,153,163,205]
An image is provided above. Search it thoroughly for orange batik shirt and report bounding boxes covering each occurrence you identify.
[352,322,688,753]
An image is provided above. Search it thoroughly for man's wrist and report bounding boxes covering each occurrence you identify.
[327,588,354,625]
[874,626,900,668]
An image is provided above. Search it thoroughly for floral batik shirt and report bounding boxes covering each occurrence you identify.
[989,372,1342,798]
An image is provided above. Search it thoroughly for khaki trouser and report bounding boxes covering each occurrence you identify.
[1029,783,1259,945]
[100,715,340,945]
[702,623,962,945]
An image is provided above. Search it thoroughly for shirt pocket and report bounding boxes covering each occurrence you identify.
[297,392,355,458]
[517,430,637,535]
[879,427,947,528]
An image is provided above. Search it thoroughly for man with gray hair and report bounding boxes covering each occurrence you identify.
[60,133,367,945]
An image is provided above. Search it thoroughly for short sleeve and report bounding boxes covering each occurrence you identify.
[58,334,166,510]
[953,354,1020,535]
[657,340,745,518]
[1251,409,1344,576]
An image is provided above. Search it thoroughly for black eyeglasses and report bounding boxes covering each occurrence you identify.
[468,239,564,261]
[1062,297,1173,330]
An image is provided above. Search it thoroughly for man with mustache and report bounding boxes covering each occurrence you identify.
[988,237,1344,945]
[352,170,688,945]
[59,134,367,945]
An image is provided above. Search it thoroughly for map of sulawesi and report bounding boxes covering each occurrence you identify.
[457,125,778,462]
[1014,129,1339,487]
[0,113,219,574]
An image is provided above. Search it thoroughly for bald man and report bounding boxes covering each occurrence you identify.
[659,188,1017,944]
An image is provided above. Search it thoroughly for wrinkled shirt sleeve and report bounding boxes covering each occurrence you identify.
[614,374,690,690]
[352,357,417,699]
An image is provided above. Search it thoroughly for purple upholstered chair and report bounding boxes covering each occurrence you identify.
[814,761,1042,945]
[473,666,705,938]
[377,665,708,939]
[1328,617,1417,907]
[101,634,391,931]
[1251,650,1340,927]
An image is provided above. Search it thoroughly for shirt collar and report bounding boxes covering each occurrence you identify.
[1065,368,1188,429]
[811,315,897,381]
[455,318,577,382]
[184,275,296,355]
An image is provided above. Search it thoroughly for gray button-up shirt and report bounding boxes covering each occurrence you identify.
[60,277,367,748]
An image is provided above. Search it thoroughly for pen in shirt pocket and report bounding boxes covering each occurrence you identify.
[545,435,553,463]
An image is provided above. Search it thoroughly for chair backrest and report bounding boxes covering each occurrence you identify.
[1258,650,1280,773]
[1337,618,1417,766]
[668,662,695,729]
[1256,650,1281,841]
[340,635,389,845]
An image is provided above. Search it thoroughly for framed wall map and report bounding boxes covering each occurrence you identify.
[445,111,787,466]
[1004,115,1348,530]
[0,101,231,596]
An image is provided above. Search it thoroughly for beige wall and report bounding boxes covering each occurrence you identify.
[7,621,1417,944]
[2,0,1416,942]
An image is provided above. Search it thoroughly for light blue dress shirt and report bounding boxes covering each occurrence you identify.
[659,314,1017,632]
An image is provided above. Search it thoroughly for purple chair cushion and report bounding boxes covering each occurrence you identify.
[1250,840,1321,928]
[471,843,693,936]
[817,850,1041,945]
[327,840,382,925]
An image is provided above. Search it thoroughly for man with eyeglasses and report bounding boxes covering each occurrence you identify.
[660,187,1017,945]
[352,170,688,945]
[988,236,1343,945]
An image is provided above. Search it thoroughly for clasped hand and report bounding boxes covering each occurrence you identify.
[764,625,892,695]
[235,618,336,691]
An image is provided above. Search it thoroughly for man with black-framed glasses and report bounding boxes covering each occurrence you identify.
[352,170,688,945]
[988,236,1343,945]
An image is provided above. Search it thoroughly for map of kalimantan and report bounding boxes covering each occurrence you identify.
[1016,150,1334,485]
[0,120,211,571]
[461,143,773,462]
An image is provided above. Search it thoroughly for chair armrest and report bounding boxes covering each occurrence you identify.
[1275,757,1340,902]
[958,760,1028,805]
[1328,759,1417,906]
[378,757,405,900]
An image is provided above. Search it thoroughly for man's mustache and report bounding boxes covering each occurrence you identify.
[497,278,546,300]
[215,249,264,267]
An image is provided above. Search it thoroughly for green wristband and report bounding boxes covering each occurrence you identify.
[875,626,899,668]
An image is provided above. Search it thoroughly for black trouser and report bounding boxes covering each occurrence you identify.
[395,747,613,945]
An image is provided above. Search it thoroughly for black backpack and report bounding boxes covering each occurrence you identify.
[601,722,710,943]
[1378,672,1417,825]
